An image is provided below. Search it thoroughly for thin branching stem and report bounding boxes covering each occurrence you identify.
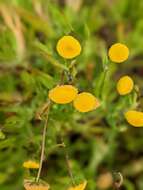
[36,100,51,183]
[59,69,76,186]
[60,135,76,186]
[36,69,75,185]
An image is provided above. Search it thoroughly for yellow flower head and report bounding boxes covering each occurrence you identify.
[49,85,78,104]
[23,160,39,169]
[117,75,134,95]
[125,110,143,127]
[68,181,87,190]
[73,92,100,112]
[56,35,81,59]
[24,184,49,190]
[108,43,129,63]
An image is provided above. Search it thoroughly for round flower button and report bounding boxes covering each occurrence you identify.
[125,110,143,127]
[73,92,100,112]
[49,85,78,104]
[108,43,129,63]
[117,75,134,95]
[56,35,81,59]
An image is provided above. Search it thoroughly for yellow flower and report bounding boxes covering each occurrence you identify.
[23,160,39,169]
[68,181,87,190]
[117,75,134,95]
[125,110,143,127]
[108,43,129,63]
[49,85,78,104]
[56,35,81,59]
[73,92,100,112]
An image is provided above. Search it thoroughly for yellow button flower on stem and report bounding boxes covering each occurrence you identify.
[23,160,39,169]
[56,35,81,59]
[125,110,143,127]
[117,75,134,95]
[68,181,87,190]
[73,92,100,112]
[49,85,78,104]
[108,43,129,63]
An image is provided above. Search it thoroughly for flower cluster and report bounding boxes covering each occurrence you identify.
[48,35,100,113]
[24,36,143,190]
[56,37,143,126]
[54,37,143,127]
[49,85,100,113]
[108,42,143,127]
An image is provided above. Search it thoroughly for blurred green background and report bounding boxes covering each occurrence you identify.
[0,0,143,189]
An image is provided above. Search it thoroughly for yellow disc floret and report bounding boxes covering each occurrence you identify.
[125,110,143,127]
[23,160,39,169]
[73,92,100,113]
[117,75,134,95]
[108,43,129,63]
[49,85,78,104]
[68,181,87,190]
[56,35,81,59]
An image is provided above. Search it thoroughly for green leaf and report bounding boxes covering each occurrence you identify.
[31,68,55,89]
[0,131,5,140]
[0,138,15,149]
[15,6,53,36]
[34,41,68,70]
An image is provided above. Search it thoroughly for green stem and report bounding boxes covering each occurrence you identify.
[59,68,76,186]
[60,135,76,186]
[36,100,51,183]
[99,68,108,98]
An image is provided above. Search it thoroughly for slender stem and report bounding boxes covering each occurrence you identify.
[36,100,51,183]
[60,135,76,186]
[99,68,108,98]
[36,69,75,184]
[60,70,65,85]
[65,150,76,186]
[59,69,76,186]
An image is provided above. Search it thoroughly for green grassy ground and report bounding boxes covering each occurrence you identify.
[0,0,143,189]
